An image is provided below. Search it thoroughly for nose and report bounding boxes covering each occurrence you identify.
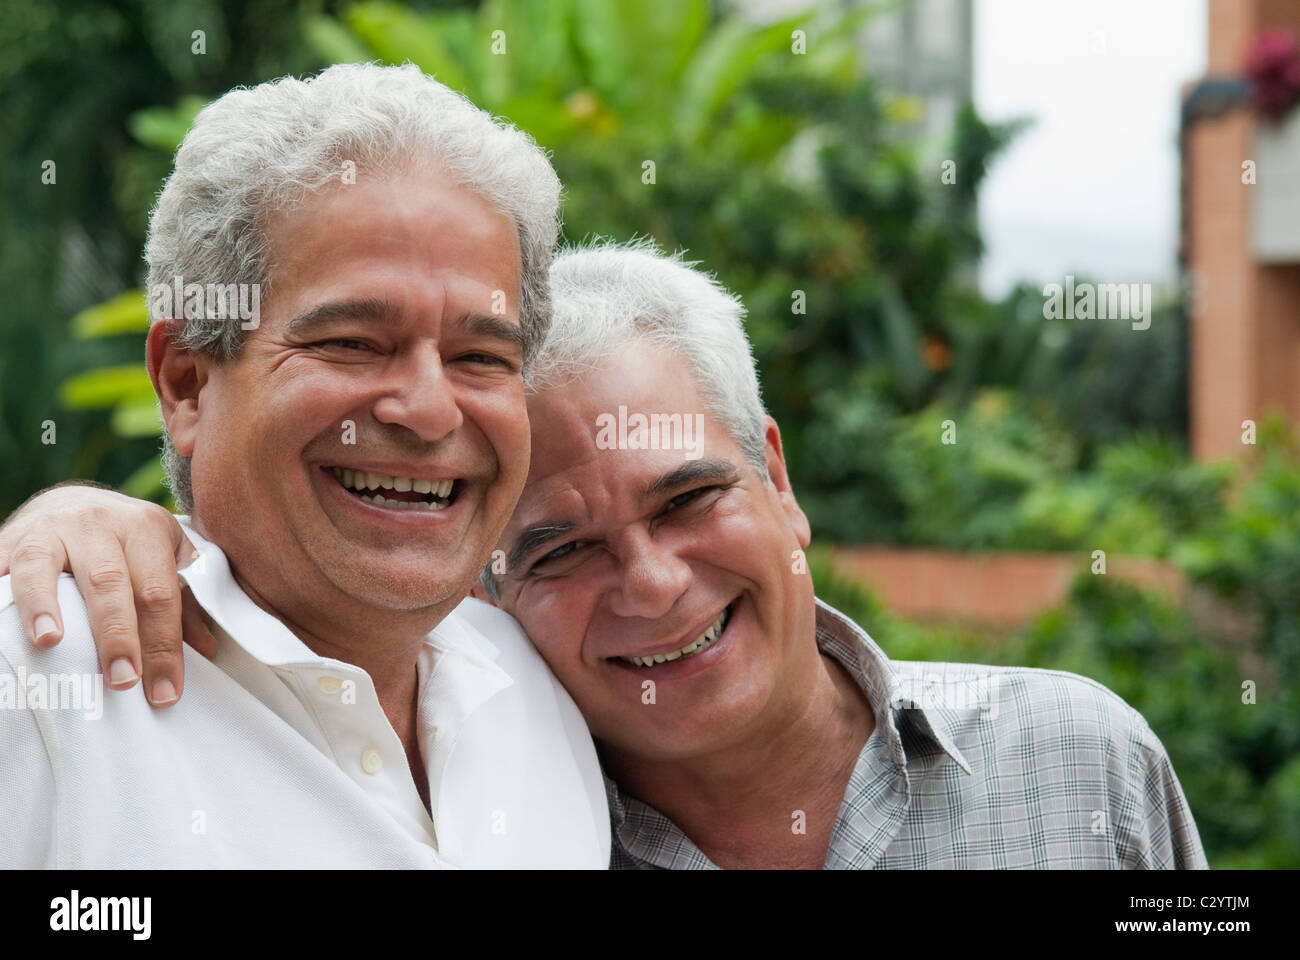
[371,340,463,442]
[607,528,693,620]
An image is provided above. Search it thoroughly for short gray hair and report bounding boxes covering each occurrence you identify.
[480,239,768,601]
[531,239,768,468]
[147,62,561,513]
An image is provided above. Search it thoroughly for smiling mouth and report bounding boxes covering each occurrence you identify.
[615,602,735,668]
[328,466,460,512]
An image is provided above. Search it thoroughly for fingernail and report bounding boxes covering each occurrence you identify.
[33,614,59,645]
[109,658,139,687]
[150,678,178,705]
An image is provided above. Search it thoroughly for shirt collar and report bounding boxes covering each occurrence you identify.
[176,519,326,668]
[175,517,503,673]
[813,597,973,776]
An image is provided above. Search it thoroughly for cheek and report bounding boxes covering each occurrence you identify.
[707,500,792,571]
[517,586,594,674]
[193,374,247,454]
[263,366,365,445]
[461,382,529,458]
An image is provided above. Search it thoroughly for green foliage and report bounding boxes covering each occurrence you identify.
[843,387,1237,556]
[1022,576,1299,868]
[70,288,152,338]
[1176,416,1300,676]
[943,281,1191,451]
[1017,435,1236,555]
[888,390,1076,548]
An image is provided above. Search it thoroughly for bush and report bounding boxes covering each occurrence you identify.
[1023,576,1297,867]
[811,555,1299,869]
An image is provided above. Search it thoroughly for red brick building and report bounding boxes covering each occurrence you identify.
[1184,0,1300,461]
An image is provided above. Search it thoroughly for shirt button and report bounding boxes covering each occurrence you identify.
[361,749,383,775]
[317,676,343,695]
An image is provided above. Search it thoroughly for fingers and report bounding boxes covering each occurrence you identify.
[4,491,200,709]
[173,526,200,572]
[66,516,143,695]
[179,586,219,661]
[122,520,187,708]
[9,534,69,649]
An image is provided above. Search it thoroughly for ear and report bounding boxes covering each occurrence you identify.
[146,321,209,458]
[761,416,811,549]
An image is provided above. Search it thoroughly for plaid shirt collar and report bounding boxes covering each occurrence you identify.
[602,597,973,869]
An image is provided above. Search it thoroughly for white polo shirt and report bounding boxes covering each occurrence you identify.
[0,521,609,869]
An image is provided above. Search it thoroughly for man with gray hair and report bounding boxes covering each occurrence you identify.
[3,240,1206,869]
[0,63,608,868]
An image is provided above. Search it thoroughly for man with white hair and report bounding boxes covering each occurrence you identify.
[0,63,609,868]
[3,241,1207,869]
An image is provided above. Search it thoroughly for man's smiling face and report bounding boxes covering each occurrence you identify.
[185,163,530,617]
[493,341,818,761]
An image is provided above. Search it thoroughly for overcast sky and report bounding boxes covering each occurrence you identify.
[973,0,1209,297]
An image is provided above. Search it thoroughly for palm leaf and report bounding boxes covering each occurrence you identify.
[70,288,150,338]
[59,364,155,409]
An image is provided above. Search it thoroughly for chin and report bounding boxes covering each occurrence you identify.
[601,706,747,761]
[321,557,467,613]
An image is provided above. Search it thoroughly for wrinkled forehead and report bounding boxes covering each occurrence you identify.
[511,347,731,526]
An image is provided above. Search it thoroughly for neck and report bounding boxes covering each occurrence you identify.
[602,647,874,870]
[229,564,434,811]
[225,564,438,724]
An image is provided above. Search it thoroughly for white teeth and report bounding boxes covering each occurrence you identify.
[618,606,732,668]
[357,494,448,511]
[332,467,457,504]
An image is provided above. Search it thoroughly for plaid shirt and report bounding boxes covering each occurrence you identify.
[606,598,1209,869]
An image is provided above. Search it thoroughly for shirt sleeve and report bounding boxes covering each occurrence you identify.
[0,629,59,868]
[1114,712,1209,870]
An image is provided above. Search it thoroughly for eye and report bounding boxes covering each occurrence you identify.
[536,541,580,566]
[458,352,515,369]
[663,485,721,513]
[315,338,374,352]
[528,539,595,577]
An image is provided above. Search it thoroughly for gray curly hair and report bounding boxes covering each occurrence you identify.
[146,62,561,513]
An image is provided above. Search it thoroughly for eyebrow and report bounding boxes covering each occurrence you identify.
[286,298,401,336]
[642,458,740,502]
[285,300,526,354]
[507,520,578,573]
[459,313,526,354]
[504,459,741,576]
